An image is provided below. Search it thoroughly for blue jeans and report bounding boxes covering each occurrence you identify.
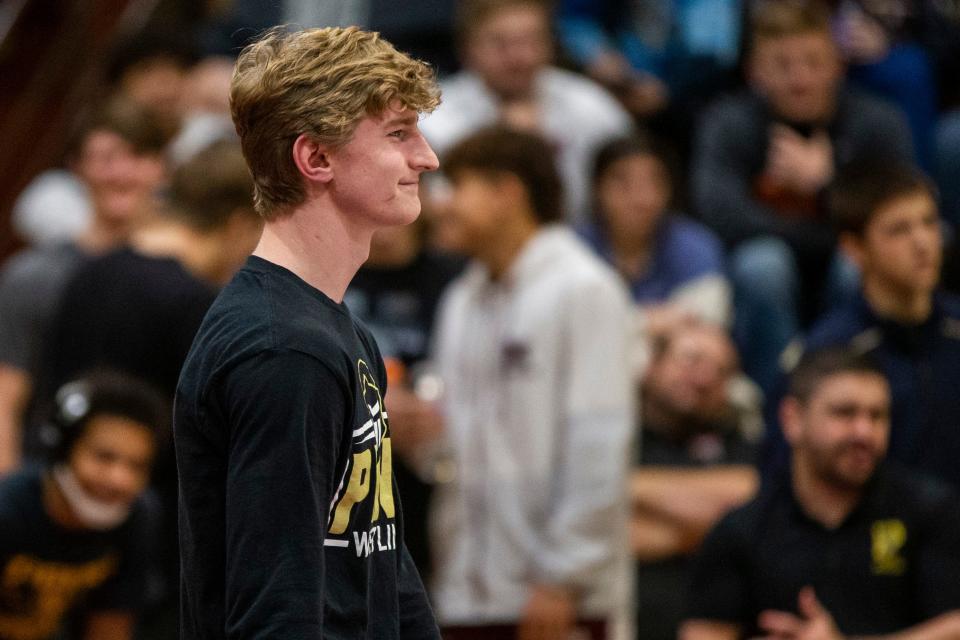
[731,236,859,396]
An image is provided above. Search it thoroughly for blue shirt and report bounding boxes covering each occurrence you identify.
[577,215,726,304]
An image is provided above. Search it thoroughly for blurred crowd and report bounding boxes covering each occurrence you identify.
[1,0,960,638]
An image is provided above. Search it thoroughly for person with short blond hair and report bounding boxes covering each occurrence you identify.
[175,26,442,639]
[230,26,440,219]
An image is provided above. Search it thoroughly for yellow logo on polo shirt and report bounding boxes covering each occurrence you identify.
[871,519,907,575]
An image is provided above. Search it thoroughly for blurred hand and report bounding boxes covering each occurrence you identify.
[756,587,844,640]
[622,75,669,118]
[587,50,634,86]
[766,125,834,196]
[835,5,890,64]
[384,385,444,460]
[518,584,576,640]
[643,303,697,342]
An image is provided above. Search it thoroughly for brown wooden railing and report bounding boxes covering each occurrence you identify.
[0,0,156,262]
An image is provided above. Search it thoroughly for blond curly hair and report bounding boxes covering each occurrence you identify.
[231,26,441,219]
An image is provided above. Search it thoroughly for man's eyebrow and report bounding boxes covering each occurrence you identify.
[382,114,418,128]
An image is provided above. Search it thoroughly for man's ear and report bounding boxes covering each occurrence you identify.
[292,133,333,184]
[837,232,866,270]
[780,396,803,446]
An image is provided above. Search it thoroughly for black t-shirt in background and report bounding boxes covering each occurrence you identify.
[39,247,216,402]
[686,464,960,637]
[0,468,151,640]
[175,256,439,640]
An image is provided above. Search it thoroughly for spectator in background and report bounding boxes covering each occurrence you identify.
[429,127,633,640]
[555,0,743,158]
[833,0,938,171]
[420,0,633,223]
[691,0,913,394]
[32,141,260,639]
[344,218,465,580]
[167,55,239,167]
[39,141,260,403]
[0,97,168,474]
[631,324,758,640]
[578,134,731,342]
[105,29,197,140]
[12,31,196,247]
[0,371,167,640]
[768,162,960,492]
[682,348,960,640]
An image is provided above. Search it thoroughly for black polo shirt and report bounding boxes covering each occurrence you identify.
[686,464,960,637]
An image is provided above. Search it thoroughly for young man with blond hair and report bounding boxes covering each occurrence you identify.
[174,27,442,639]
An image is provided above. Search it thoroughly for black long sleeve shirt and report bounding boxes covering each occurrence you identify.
[175,256,439,639]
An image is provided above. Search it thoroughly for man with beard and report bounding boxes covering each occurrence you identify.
[680,348,960,640]
[765,162,960,492]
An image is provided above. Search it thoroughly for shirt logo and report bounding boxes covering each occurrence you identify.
[0,554,118,640]
[325,359,397,557]
[871,519,907,575]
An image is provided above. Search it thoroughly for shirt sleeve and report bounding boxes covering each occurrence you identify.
[685,511,751,624]
[536,275,635,589]
[218,349,347,638]
[398,543,441,640]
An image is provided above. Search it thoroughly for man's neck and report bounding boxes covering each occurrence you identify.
[253,201,372,303]
[862,276,933,325]
[130,221,220,284]
[75,214,136,255]
[479,218,540,281]
[610,231,654,279]
[42,473,84,530]
[791,457,862,529]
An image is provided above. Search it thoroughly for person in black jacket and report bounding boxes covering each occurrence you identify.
[175,26,442,639]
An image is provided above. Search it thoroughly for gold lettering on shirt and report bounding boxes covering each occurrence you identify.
[871,519,907,575]
[0,553,118,640]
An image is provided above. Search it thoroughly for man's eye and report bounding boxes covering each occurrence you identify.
[389,130,406,139]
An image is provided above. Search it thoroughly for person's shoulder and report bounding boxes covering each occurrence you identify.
[182,264,274,373]
[804,299,873,350]
[839,87,907,124]
[548,227,630,300]
[421,72,494,151]
[700,90,764,127]
[662,216,725,260]
[542,67,630,122]
[0,243,82,290]
[701,489,769,554]
[0,468,43,528]
[936,290,960,319]
[876,464,960,522]
[73,248,215,301]
[430,72,490,115]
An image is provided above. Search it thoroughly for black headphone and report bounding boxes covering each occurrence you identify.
[39,371,170,464]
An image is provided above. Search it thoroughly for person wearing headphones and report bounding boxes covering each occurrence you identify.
[0,370,167,640]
